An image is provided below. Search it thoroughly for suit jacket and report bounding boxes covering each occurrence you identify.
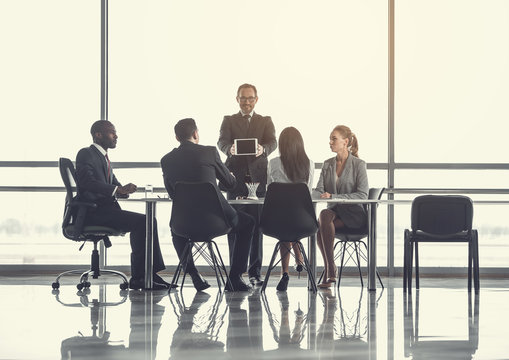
[217,112,277,198]
[313,154,369,228]
[76,145,121,207]
[161,141,237,220]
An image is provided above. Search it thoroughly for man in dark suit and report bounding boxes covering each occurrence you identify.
[217,83,277,286]
[161,118,254,291]
[76,120,169,290]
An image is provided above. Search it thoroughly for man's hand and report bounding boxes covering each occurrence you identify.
[256,144,264,157]
[320,192,332,199]
[229,144,236,156]
[117,183,137,196]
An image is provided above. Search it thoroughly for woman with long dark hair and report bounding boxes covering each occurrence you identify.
[267,127,314,291]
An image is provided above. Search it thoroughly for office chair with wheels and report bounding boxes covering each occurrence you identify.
[169,182,233,292]
[317,188,384,289]
[260,182,318,293]
[403,195,480,293]
[51,157,128,291]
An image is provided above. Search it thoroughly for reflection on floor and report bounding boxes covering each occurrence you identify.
[0,275,508,359]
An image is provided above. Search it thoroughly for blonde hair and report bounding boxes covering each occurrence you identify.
[333,125,359,157]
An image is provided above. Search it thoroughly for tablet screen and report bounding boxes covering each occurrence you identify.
[234,138,258,155]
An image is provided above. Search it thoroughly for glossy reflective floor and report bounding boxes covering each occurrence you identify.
[1,275,508,360]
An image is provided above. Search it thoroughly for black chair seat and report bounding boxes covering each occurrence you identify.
[335,226,368,237]
[411,230,471,241]
[64,225,123,238]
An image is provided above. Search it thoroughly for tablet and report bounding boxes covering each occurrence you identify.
[234,138,258,155]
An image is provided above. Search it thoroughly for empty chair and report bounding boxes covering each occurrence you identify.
[260,182,318,293]
[324,188,385,289]
[52,157,128,291]
[403,195,480,293]
[169,182,232,292]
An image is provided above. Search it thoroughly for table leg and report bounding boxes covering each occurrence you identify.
[368,291,378,360]
[368,202,377,291]
[144,292,154,360]
[308,233,316,291]
[144,200,155,289]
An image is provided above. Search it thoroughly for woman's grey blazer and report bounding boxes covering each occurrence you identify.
[312,154,369,229]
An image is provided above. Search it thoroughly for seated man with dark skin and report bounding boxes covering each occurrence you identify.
[76,120,169,290]
[161,118,254,291]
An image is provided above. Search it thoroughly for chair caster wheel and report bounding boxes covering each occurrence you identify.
[77,283,84,290]
[120,282,129,290]
[52,282,60,290]
[83,281,91,288]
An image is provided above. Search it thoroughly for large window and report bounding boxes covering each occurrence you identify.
[0,1,99,264]
[395,0,509,163]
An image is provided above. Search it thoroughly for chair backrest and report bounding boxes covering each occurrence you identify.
[59,157,79,205]
[59,158,80,238]
[260,182,318,241]
[411,195,473,235]
[369,187,385,202]
[170,182,232,241]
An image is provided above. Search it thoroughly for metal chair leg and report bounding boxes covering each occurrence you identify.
[211,240,231,291]
[415,242,420,289]
[407,241,414,294]
[261,242,281,293]
[354,242,364,287]
[337,242,347,287]
[297,241,317,293]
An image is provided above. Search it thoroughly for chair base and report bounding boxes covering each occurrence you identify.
[51,268,129,291]
[318,239,384,290]
[51,243,128,291]
[261,240,317,293]
[170,240,231,292]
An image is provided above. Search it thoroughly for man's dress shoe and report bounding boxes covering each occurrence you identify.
[226,276,252,292]
[153,273,178,289]
[128,278,168,290]
[189,272,210,291]
[249,275,264,287]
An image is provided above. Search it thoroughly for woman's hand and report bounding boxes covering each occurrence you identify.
[320,192,332,199]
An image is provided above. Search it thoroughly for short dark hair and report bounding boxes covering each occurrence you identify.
[237,83,257,97]
[174,118,197,142]
[90,120,113,138]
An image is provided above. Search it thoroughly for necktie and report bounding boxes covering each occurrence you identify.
[243,114,251,122]
[105,153,111,183]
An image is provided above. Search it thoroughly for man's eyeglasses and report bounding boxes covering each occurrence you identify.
[238,96,257,103]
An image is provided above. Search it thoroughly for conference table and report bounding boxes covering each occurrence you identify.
[125,196,382,291]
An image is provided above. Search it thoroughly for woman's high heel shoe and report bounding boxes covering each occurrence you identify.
[294,263,304,278]
[277,272,290,291]
[318,268,338,288]
[318,282,332,289]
